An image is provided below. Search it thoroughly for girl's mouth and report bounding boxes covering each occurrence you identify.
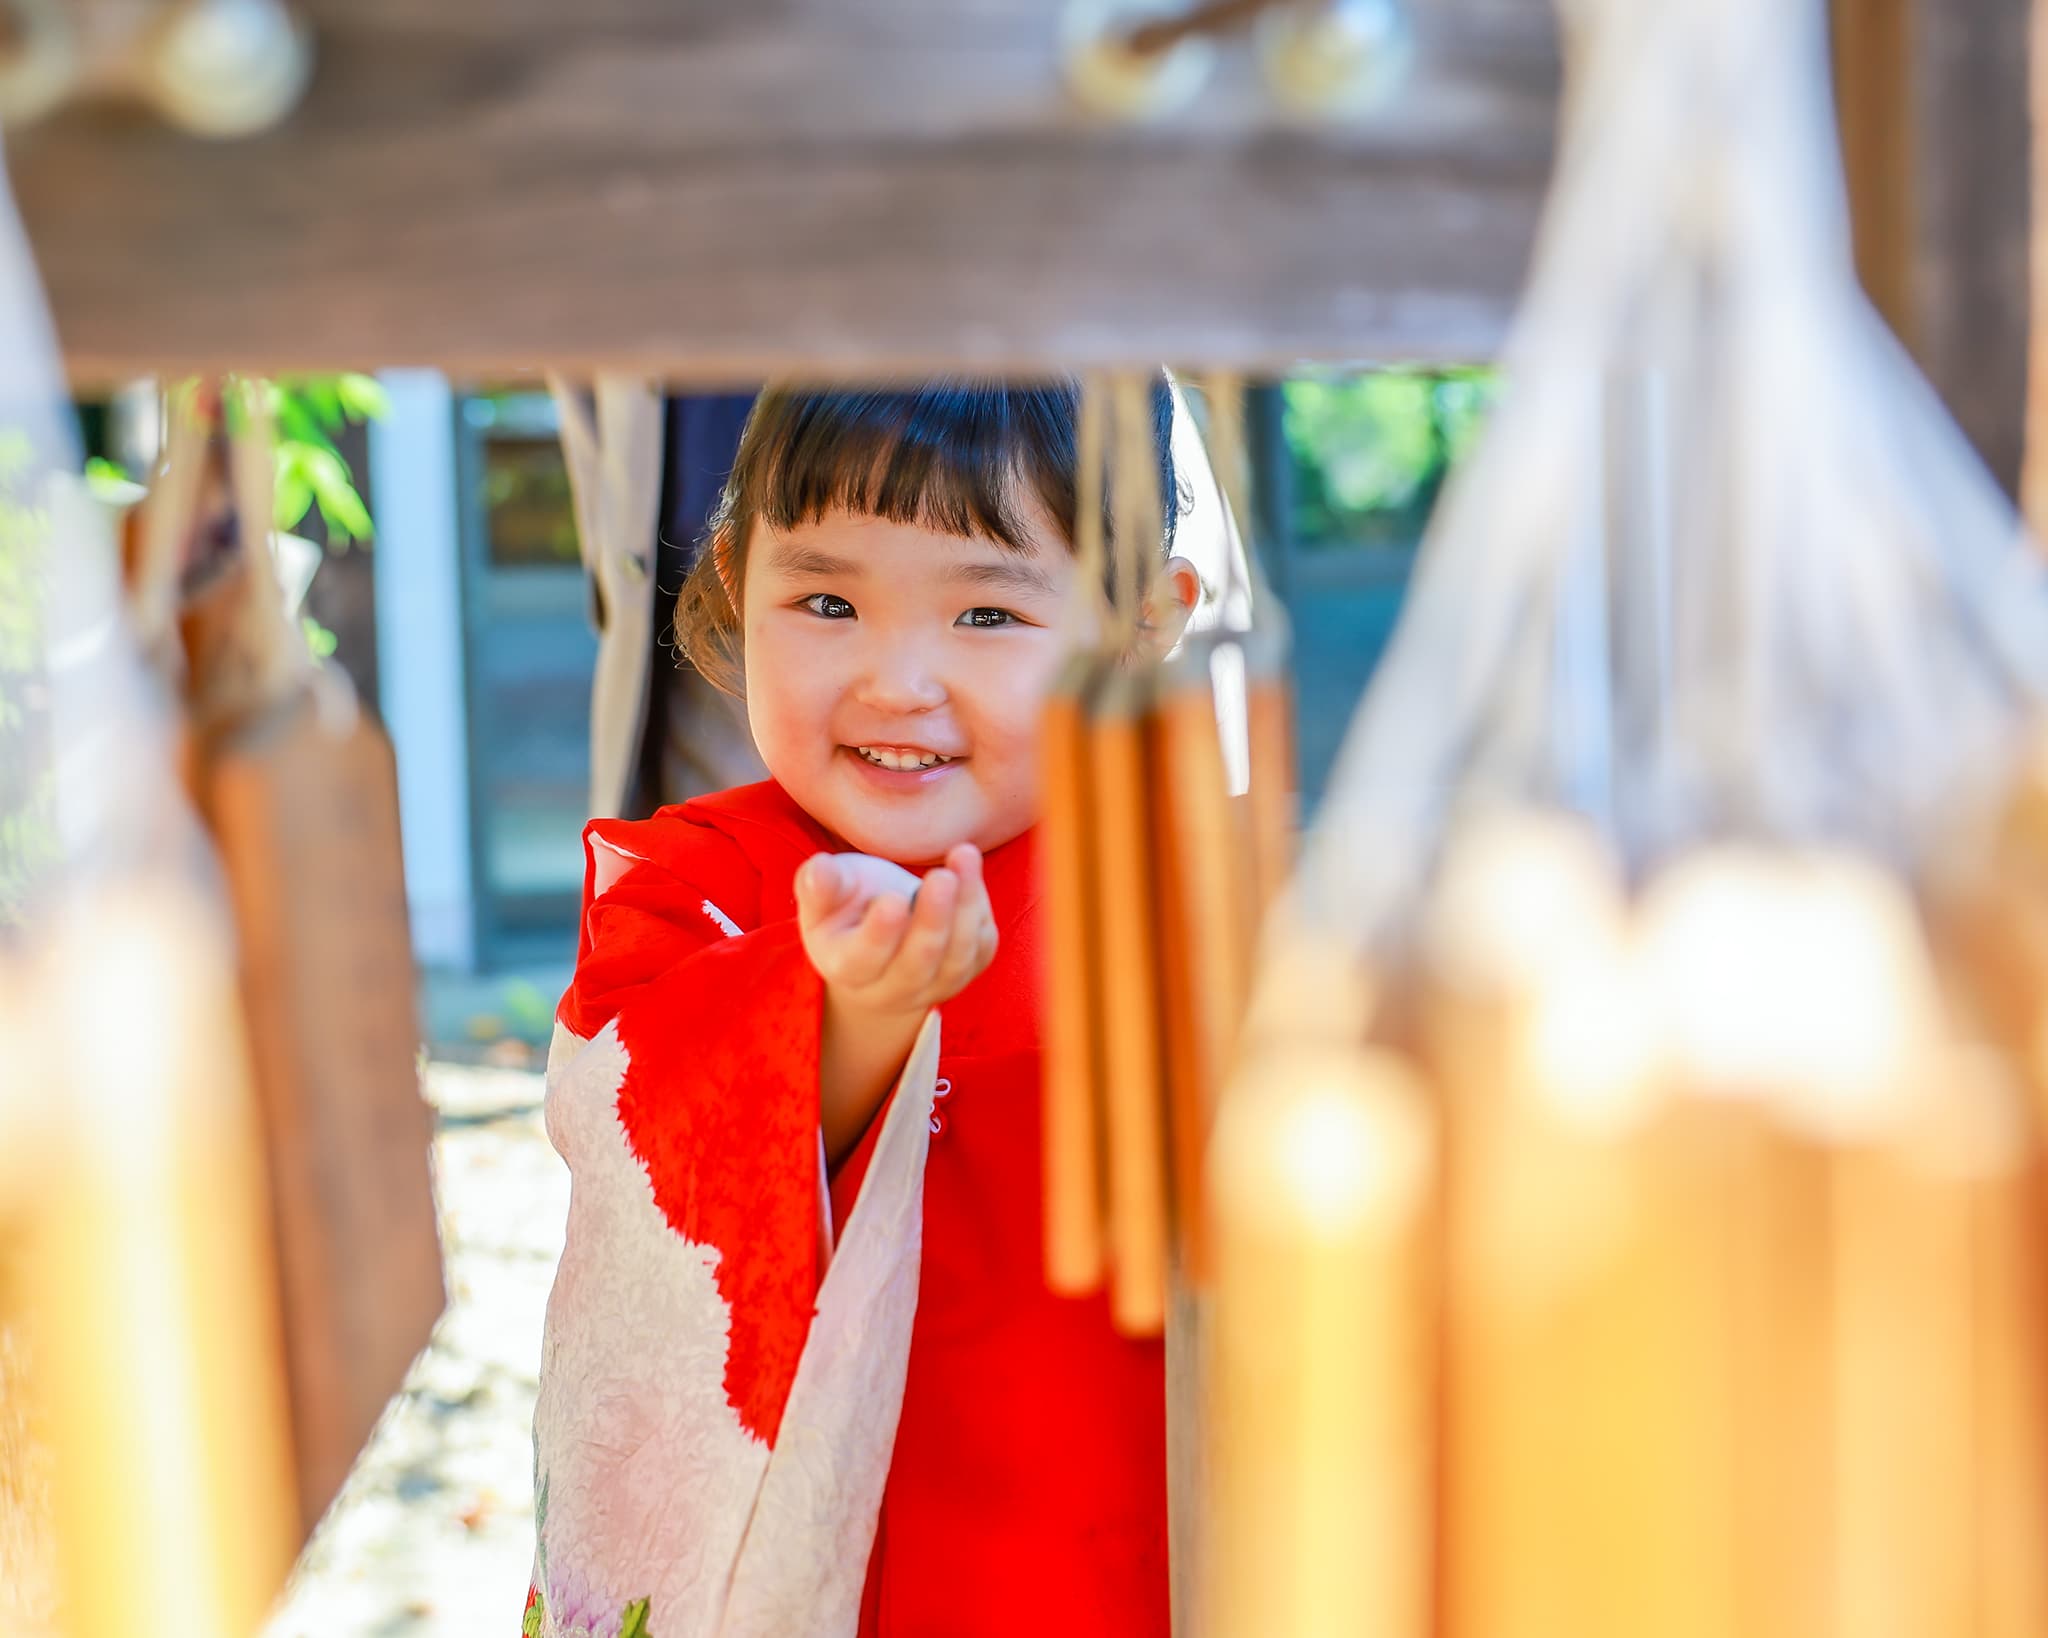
[852,745,955,772]
[842,745,963,786]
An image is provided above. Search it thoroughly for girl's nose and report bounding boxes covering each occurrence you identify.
[851,640,947,713]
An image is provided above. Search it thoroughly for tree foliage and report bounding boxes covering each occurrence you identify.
[268,372,387,544]
[1283,366,1496,548]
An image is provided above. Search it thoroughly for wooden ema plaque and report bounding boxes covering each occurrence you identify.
[201,672,446,1531]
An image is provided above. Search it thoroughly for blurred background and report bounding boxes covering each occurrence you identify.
[68,367,1490,1054]
[2,0,2038,1630]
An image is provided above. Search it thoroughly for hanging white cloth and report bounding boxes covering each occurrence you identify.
[549,375,666,820]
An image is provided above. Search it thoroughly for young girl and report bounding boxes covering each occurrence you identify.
[525,381,1201,1638]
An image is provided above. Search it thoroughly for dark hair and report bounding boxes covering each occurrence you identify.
[676,377,1181,696]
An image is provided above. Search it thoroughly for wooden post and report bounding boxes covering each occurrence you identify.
[1832,0,2032,501]
[1831,0,1916,347]
[2030,0,2048,533]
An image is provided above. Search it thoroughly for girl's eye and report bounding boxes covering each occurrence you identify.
[957,607,1020,629]
[802,593,856,620]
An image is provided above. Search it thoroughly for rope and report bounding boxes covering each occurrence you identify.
[1110,372,1164,650]
[1074,372,1110,648]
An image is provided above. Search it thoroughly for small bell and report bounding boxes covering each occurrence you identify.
[1257,0,1413,120]
[143,0,312,139]
[1061,0,1217,120]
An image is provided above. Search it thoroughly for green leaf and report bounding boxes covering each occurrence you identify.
[302,444,373,541]
[273,459,316,534]
[618,1598,653,1638]
[303,376,344,427]
[275,396,341,460]
[283,375,345,431]
[85,458,146,509]
[301,615,338,659]
[336,372,392,422]
[319,486,373,542]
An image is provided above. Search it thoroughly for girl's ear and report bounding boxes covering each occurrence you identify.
[1138,556,1203,658]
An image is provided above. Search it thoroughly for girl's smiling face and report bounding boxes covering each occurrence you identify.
[739,505,1081,867]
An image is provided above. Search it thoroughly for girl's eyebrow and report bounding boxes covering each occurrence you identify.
[948,558,1057,597]
[769,544,864,579]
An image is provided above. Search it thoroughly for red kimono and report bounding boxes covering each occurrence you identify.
[526,781,1166,1638]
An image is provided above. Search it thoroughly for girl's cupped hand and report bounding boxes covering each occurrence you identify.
[795,845,999,1019]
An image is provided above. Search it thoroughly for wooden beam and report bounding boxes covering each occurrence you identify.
[9,0,1560,383]
[1908,0,2032,500]
[1832,0,1916,343]
[1834,0,2032,498]
[2031,0,2048,533]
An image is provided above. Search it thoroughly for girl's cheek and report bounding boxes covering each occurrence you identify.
[1012,637,1070,714]
[744,616,815,712]
[777,661,853,762]
[977,641,1064,757]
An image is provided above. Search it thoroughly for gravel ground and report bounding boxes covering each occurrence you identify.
[266,1058,562,1638]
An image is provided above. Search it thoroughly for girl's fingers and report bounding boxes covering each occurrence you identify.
[932,866,991,997]
[831,892,911,988]
[946,846,985,919]
[820,848,994,1007]
[887,867,958,993]
[795,853,855,926]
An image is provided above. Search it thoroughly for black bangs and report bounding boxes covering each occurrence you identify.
[675,375,1184,699]
[713,380,1180,554]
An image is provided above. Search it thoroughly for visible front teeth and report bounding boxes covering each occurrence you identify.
[857,747,951,771]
